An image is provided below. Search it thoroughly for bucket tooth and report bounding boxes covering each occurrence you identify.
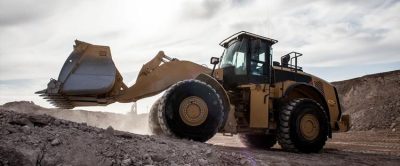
[35,89,47,94]
[38,89,74,109]
[44,97,66,100]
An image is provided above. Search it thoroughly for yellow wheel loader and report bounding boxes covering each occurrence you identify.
[37,31,350,153]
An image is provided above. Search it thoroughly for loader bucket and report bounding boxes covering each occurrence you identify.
[36,40,122,108]
[37,40,211,109]
[58,40,117,95]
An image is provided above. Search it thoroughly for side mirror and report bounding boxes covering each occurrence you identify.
[210,57,220,65]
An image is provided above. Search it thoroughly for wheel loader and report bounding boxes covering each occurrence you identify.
[37,31,350,153]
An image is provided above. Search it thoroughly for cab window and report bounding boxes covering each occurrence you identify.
[220,38,249,75]
[250,39,267,76]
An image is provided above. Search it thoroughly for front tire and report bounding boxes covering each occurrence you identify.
[148,98,163,135]
[158,79,224,142]
[239,134,277,149]
[278,98,328,153]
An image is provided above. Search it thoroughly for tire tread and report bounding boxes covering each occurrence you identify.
[277,98,328,153]
[157,79,224,142]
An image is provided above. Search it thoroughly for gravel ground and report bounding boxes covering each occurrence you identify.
[0,110,249,166]
[1,105,400,166]
[209,131,400,166]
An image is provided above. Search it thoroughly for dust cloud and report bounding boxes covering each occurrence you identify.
[0,101,150,135]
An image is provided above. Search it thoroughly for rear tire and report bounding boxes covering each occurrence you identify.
[277,98,328,153]
[239,134,277,149]
[148,98,163,135]
[158,79,224,142]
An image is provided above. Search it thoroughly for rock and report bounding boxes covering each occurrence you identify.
[390,123,396,129]
[114,130,133,139]
[105,126,114,136]
[53,119,61,126]
[121,158,132,166]
[143,154,153,165]
[151,154,166,162]
[169,161,179,166]
[192,144,199,149]
[103,150,115,157]
[396,117,400,122]
[198,158,208,166]
[145,158,153,165]
[9,117,34,127]
[205,149,212,157]
[392,128,396,132]
[1,129,10,135]
[215,152,222,158]
[94,128,102,133]
[6,127,19,134]
[166,149,175,153]
[72,123,78,128]
[22,125,31,134]
[240,158,248,165]
[28,114,53,126]
[51,138,61,146]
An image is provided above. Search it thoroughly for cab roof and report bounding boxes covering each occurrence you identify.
[219,31,278,47]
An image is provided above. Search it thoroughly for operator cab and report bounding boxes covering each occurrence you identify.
[218,31,278,89]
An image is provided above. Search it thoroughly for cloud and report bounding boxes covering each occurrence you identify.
[0,0,76,27]
[0,0,398,78]
[180,0,224,19]
[290,0,400,66]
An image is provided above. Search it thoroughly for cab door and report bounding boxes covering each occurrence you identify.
[247,39,272,128]
[248,39,271,84]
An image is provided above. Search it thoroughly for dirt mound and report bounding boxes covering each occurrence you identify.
[0,109,248,165]
[333,70,400,131]
[1,101,149,134]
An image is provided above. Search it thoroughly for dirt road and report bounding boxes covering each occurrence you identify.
[208,131,400,165]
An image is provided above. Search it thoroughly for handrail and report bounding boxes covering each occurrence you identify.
[281,52,303,72]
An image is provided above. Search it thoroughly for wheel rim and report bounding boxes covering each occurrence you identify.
[299,114,320,140]
[179,96,208,126]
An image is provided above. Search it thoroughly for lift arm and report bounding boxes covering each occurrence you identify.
[116,51,212,103]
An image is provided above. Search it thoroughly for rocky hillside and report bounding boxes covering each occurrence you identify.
[333,70,400,131]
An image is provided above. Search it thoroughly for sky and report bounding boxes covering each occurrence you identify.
[0,0,399,114]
